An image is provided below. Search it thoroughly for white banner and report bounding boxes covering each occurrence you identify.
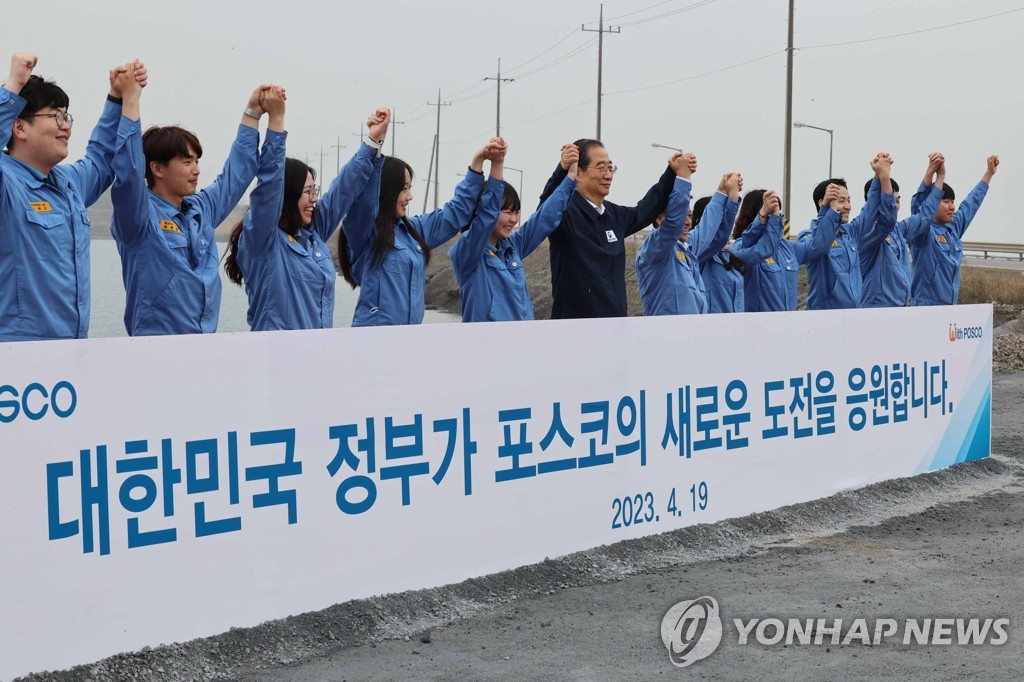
[0,304,991,679]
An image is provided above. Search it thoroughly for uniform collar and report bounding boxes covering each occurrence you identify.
[2,153,49,188]
[149,188,192,214]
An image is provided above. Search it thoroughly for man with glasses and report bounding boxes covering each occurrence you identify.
[0,52,145,341]
[109,67,268,336]
[539,138,675,318]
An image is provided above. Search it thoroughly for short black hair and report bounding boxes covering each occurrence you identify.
[863,178,899,201]
[812,178,847,208]
[501,182,521,213]
[8,75,70,150]
[942,184,955,202]
[142,126,204,188]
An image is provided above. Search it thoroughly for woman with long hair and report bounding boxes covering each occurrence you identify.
[223,100,389,330]
[337,137,506,326]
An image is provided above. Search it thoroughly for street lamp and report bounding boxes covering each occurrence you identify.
[504,166,524,201]
[793,122,834,177]
[651,142,682,153]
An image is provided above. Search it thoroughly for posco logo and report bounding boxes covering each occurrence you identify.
[949,324,984,342]
[0,381,77,423]
[660,596,723,667]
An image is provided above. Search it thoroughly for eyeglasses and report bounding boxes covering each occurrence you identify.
[303,186,320,200]
[587,163,617,176]
[25,111,74,128]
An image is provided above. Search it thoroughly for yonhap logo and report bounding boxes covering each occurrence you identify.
[949,323,984,342]
[660,596,723,667]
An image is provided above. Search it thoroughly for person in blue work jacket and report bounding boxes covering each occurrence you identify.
[796,153,890,310]
[635,153,741,316]
[538,138,676,318]
[695,191,745,314]
[110,68,265,336]
[223,97,388,331]
[0,52,146,341]
[730,189,809,312]
[859,153,945,308]
[908,154,999,306]
[337,137,507,327]
[448,142,578,322]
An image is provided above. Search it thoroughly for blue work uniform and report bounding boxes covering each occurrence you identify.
[908,181,989,306]
[693,192,742,314]
[346,167,484,326]
[636,179,733,316]
[540,163,676,318]
[859,185,942,308]
[0,88,122,341]
[111,119,259,336]
[732,212,828,312]
[797,180,881,310]
[237,138,381,331]
[449,175,576,322]
[701,249,745,313]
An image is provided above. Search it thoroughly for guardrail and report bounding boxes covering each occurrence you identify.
[962,241,1024,261]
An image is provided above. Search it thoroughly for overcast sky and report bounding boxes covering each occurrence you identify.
[15,0,1024,241]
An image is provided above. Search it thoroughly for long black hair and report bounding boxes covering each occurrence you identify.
[224,158,315,286]
[732,189,770,240]
[337,156,430,288]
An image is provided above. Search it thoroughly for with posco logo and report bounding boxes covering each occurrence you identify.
[0,381,77,423]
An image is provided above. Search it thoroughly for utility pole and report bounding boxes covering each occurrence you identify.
[783,0,795,225]
[427,89,451,211]
[423,134,437,214]
[330,136,347,178]
[582,4,620,139]
[314,147,328,189]
[483,59,514,137]
[390,107,405,157]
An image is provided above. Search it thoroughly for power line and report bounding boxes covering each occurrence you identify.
[508,37,598,81]
[605,0,679,22]
[504,28,581,73]
[605,49,783,96]
[612,0,719,28]
[801,6,1024,50]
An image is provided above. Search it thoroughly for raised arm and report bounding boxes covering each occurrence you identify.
[624,163,678,237]
[856,154,894,253]
[732,190,782,264]
[312,107,389,242]
[109,62,153,247]
[449,137,508,279]
[189,85,265,227]
[910,152,944,215]
[61,59,145,206]
[952,155,998,238]
[901,156,944,242]
[0,52,38,192]
[243,86,288,252]
[409,141,497,249]
[795,184,844,264]
[694,172,742,263]
[511,145,579,259]
[638,152,695,263]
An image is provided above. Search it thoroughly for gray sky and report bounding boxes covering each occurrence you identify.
[17,0,1024,241]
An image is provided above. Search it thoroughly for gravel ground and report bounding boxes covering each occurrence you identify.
[18,371,1024,682]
